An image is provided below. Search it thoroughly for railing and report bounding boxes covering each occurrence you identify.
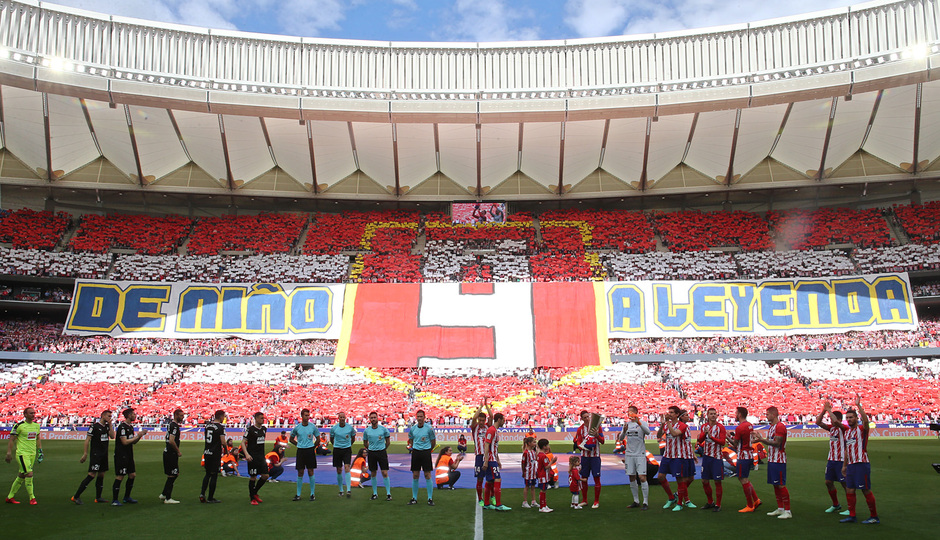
[0,0,937,101]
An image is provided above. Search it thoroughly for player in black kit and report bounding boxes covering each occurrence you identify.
[160,409,184,504]
[239,412,269,505]
[71,410,114,504]
[200,409,226,503]
[112,408,148,506]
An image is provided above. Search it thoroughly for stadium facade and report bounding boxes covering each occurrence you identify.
[0,0,937,214]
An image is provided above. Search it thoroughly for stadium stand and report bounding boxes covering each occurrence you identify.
[735,250,857,279]
[603,251,737,281]
[767,208,893,249]
[68,213,193,255]
[0,209,70,250]
[186,213,307,255]
[652,210,772,251]
[0,247,111,278]
[893,201,940,244]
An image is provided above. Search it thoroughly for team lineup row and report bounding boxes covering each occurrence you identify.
[3,399,879,523]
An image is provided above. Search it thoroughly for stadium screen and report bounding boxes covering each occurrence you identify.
[451,202,507,224]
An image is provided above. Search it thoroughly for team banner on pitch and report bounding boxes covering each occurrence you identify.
[64,281,344,339]
[604,273,917,338]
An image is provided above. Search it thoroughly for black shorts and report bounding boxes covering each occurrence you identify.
[411,449,433,473]
[163,452,179,476]
[247,454,269,477]
[368,449,389,472]
[88,453,108,473]
[332,447,352,468]
[114,456,135,476]
[296,447,318,471]
[203,452,221,473]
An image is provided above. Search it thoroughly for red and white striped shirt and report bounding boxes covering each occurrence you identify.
[573,424,605,458]
[664,421,693,459]
[825,423,848,462]
[733,422,753,460]
[483,425,500,462]
[472,422,490,456]
[522,448,538,480]
[766,422,787,464]
[698,423,726,459]
[844,424,869,465]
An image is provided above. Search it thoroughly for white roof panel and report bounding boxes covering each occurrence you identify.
[172,110,228,186]
[395,123,437,188]
[83,100,138,178]
[351,122,395,188]
[602,117,647,184]
[310,120,356,186]
[221,115,274,187]
[772,99,833,177]
[917,80,940,167]
[733,103,789,178]
[863,85,916,169]
[646,114,694,184]
[480,123,520,190]
[520,122,561,189]
[1,86,46,174]
[437,123,477,190]
[824,92,878,175]
[562,120,605,186]
[265,118,313,187]
[684,110,737,181]
[47,94,99,177]
[127,106,189,181]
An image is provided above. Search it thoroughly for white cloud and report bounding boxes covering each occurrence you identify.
[565,0,631,38]
[565,0,856,38]
[49,0,349,35]
[441,0,540,42]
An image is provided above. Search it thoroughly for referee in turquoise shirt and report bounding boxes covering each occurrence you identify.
[289,409,320,501]
[329,411,356,497]
[408,410,436,506]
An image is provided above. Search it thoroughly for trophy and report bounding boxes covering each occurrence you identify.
[584,412,604,450]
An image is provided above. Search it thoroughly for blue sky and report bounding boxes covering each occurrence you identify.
[55,0,857,42]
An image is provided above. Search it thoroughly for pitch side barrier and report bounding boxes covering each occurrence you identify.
[61,274,918,368]
[2,424,933,441]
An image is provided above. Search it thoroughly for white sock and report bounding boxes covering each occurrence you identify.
[629,480,639,503]
[571,494,578,505]
[641,481,649,504]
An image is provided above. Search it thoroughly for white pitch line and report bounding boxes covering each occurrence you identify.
[474,494,484,540]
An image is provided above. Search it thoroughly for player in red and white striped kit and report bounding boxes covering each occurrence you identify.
[753,406,791,519]
[815,401,850,514]
[520,436,539,509]
[657,405,695,510]
[470,398,493,506]
[572,410,605,508]
[697,407,726,512]
[839,397,879,525]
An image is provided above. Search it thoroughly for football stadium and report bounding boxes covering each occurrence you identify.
[1,0,940,537]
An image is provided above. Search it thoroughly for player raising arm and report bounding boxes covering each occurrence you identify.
[815,401,849,515]
[470,397,493,506]
[840,397,879,525]
[112,408,147,506]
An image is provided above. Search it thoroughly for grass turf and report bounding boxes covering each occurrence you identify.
[1,439,937,539]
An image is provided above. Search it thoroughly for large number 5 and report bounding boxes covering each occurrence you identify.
[206,431,213,444]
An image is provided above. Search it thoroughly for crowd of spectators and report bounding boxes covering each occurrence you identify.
[0,209,70,250]
[3,204,940,284]
[186,213,307,255]
[1,357,937,425]
[0,247,110,278]
[69,213,192,255]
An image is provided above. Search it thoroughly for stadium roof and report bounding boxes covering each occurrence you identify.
[0,0,939,207]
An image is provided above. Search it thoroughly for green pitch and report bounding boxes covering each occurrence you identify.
[1,439,937,539]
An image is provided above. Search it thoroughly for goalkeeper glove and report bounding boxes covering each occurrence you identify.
[37,449,44,463]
